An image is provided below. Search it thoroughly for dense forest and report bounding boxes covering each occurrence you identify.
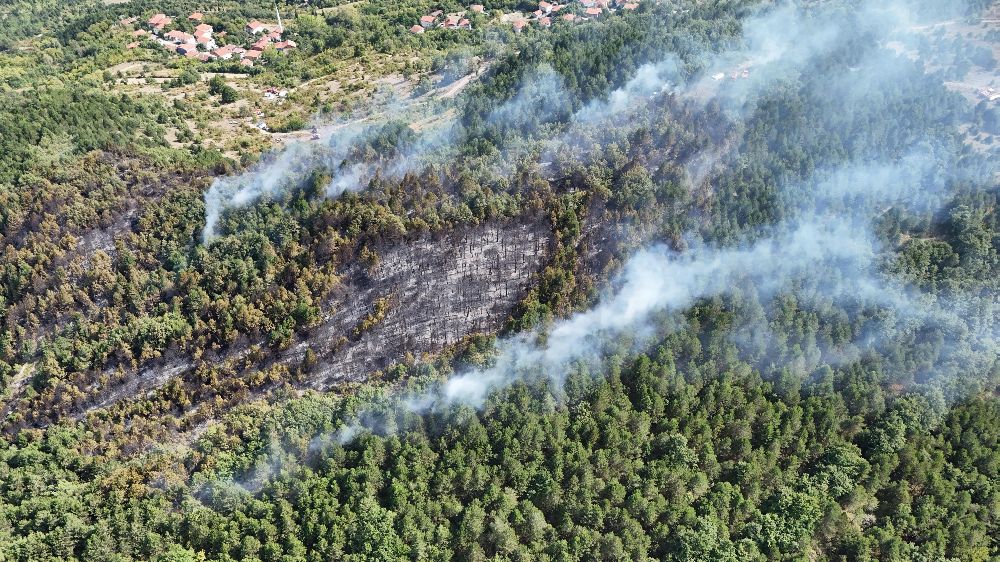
[0,0,997,560]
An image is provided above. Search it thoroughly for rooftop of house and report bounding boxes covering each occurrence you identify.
[165,30,196,43]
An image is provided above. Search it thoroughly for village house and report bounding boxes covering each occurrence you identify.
[584,7,603,17]
[538,16,552,27]
[561,13,577,21]
[512,19,528,32]
[420,15,437,28]
[194,23,215,49]
[147,13,171,33]
[126,41,141,49]
[441,14,467,29]
[410,24,425,34]
[539,1,553,13]
[212,44,245,60]
[188,12,203,21]
[273,40,297,51]
[246,20,267,34]
[120,16,138,26]
[165,30,197,45]
[244,49,263,61]
[623,2,638,9]
[470,4,485,13]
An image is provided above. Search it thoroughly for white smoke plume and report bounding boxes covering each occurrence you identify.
[201,117,386,243]
[311,0,997,448]
[201,114,459,242]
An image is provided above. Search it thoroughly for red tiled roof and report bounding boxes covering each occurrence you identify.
[410,24,425,33]
[166,30,196,43]
[188,12,203,21]
[212,44,237,57]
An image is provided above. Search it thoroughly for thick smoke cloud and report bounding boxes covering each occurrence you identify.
[316,0,997,448]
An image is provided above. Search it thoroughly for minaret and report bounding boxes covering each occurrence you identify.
[275,2,284,32]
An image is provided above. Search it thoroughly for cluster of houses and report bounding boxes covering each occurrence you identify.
[410,0,640,34]
[121,12,296,67]
[409,9,473,34]
[506,0,641,32]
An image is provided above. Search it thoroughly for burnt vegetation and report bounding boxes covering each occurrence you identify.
[0,0,998,561]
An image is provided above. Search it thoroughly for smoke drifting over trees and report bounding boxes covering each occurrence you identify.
[320,0,997,444]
